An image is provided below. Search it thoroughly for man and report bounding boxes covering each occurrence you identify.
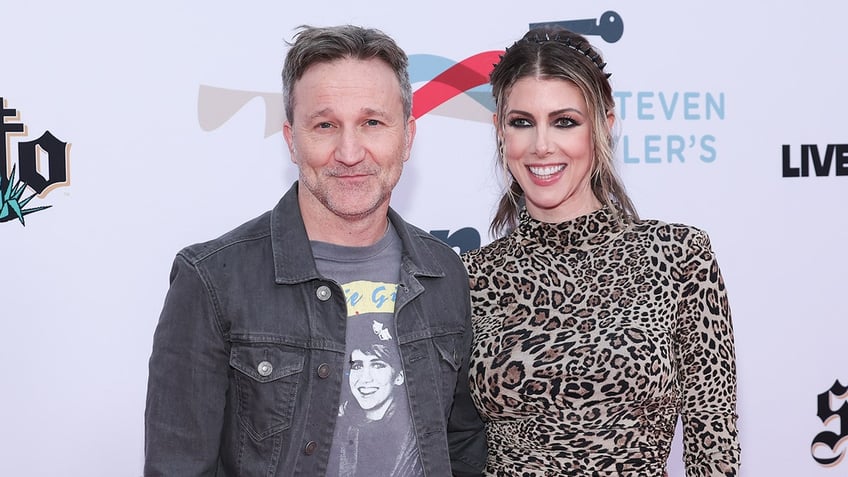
[144,25,486,476]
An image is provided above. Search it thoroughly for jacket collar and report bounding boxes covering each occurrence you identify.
[270,182,445,284]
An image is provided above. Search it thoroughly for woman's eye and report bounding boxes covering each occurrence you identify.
[508,117,532,128]
[555,117,577,128]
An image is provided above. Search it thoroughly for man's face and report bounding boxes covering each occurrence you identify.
[283,57,415,223]
[349,349,403,420]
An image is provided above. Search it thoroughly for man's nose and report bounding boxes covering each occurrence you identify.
[335,128,366,165]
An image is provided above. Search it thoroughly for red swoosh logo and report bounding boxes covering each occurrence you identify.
[412,50,502,118]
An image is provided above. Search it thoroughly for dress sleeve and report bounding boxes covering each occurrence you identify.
[675,229,741,477]
[144,254,229,476]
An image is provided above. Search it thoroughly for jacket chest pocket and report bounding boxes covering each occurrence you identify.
[432,333,462,398]
[230,344,304,440]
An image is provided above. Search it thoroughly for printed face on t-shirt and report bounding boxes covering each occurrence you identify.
[349,348,404,420]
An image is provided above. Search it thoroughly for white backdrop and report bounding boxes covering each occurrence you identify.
[3,1,847,475]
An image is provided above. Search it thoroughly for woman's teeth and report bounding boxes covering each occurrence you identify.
[529,165,565,179]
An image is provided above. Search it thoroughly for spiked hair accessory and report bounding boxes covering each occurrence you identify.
[501,31,612,79]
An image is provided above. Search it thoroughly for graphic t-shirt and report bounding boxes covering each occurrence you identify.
[312,225,423,477]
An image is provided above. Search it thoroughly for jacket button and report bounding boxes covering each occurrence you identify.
[317,363,331,379]
[304,440,317,455]
[257,361,273,377]
[316,285,331,301]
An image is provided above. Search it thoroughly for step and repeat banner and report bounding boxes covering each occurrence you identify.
[3,1,846,475]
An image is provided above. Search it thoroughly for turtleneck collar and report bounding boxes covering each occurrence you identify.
[514,206,625,251]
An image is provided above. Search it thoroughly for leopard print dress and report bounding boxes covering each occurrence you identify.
[461,207,740,477]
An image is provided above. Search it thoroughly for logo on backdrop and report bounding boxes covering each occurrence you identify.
[194,12,630,252]
[608,18,725,166]
[811,380,848,467]
[1,97,71,226]
[782,144,848,177]
[197,9,725,168]
[195,11,625,133]
[617,90,724,165]
[430,228,481,255]
[407,11,624,124]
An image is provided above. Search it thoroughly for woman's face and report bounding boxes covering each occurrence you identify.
[349,349,404,420]
[499,76,605,223]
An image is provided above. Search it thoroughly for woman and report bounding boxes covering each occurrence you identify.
[330,324,421,477]
[462,26,740,476]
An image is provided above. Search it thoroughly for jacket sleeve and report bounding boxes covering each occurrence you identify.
[675,229,741,477]
[144,254,229,476]
[447,287,488,477]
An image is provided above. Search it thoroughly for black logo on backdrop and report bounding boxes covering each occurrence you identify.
[1,97,71,225]
[430,228,480,254]
[782,144,848,177]
[530,11,624,43]
[812,380,848,466]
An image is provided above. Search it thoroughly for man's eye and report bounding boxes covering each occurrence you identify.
[351,362,362,370]
[365,119,381,127]
[317,122,333,129]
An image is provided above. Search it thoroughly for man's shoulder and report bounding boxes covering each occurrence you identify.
[403,221,449,248]
[401,221,462,257]
[177,209,274,264]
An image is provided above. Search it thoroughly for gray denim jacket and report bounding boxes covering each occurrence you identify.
[144,182,486,476]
